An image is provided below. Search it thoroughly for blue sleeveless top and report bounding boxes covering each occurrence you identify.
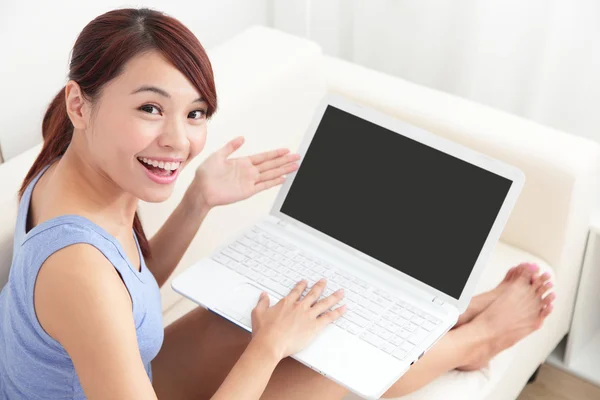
[0,162,164,399]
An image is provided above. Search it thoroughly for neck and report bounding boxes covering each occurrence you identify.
[47,143,138,239]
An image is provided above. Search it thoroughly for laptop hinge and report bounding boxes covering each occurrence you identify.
[432,297,444,306]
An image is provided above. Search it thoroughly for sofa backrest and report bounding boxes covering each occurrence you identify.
[323,55,600,273]
[0,26,328,313]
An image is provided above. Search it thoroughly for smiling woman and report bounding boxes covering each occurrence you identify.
[19,8,217,259]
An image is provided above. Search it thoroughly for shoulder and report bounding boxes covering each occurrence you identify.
[35,238,133,345]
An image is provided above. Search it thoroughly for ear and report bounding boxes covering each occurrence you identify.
[65,80,91,130]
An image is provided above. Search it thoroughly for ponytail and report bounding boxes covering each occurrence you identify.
[19,86,152,259]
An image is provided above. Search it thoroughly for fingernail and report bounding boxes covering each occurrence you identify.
[548,282,553,288]
[337,289,344,294]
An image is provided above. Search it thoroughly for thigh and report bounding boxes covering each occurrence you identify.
[152,306,348,400]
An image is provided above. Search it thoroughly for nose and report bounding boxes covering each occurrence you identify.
[157,116,188,151]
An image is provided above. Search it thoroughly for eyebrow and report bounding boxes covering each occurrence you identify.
[130,85,206,104]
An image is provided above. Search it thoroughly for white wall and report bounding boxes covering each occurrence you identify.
[273,0,600,145]
[0,0,269,161]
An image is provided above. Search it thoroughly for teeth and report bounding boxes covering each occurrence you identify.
[138,157,181,171]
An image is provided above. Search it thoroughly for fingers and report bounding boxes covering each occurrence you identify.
[256,153,300,173]
[317,305,347,328]
[302,279,328,307]
[287,280,308,302]
[312,288,345,316]
[253,177,285,194]
[249,148,290,165]
[220,136,245,157]
[252,291,270,317]
[256,162,299,184]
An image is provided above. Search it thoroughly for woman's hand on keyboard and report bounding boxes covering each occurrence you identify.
[250,279,347,360]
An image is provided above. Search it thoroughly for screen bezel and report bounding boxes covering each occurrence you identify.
[269,93,525,313]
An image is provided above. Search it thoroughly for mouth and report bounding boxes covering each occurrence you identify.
[137,157,182,184]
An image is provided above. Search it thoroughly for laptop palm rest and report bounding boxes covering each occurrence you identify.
[214,283,281,328]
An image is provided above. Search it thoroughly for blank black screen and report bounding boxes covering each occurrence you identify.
[280,105,513,299]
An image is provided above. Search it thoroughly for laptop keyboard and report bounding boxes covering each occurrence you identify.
[211,225,442,361]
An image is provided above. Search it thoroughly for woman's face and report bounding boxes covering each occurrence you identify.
[83,50,208,203]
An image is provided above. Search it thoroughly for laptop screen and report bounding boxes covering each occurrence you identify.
[280,105,513,299]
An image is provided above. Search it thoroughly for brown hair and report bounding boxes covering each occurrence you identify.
[19,8,217,259]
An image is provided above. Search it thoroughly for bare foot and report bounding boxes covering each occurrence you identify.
[456,269,555,371]
[454,262,544,328]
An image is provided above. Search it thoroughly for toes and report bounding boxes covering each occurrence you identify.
[536,281,553,297]
[540,303,554,318]
[512,263,540,283]
[504,266,517,282]
[532,272,551,291]
[542,292,556,307]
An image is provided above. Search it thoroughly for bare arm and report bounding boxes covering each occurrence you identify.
[211,338,281,400]
[146,178,210,287]
[35,244,159,399]
[35,242,290,400]
[146,139,300,287]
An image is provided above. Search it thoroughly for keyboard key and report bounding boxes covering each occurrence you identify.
[256,277,288,297]
[345,313,369,328]
[334,318,349,329]
[222,247,244,262]
[281,278,295,288]
[390,335,403,346]
[212,253,231,265]
[367,302,385,315]
[411,315,425,326]
[400,341,415,353]
[379,342,396,354]
[404,322,418,332]
[378,330,392,341]
[397,328,410,339]
[422,321,436,332]
[392,348,408,360]
[346,322,362,335]
[408,327,430,346]
[361,332,385,348]
[353,306,375,321]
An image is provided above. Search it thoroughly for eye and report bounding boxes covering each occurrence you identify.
[188,109,207,120]
[139,104,162,115]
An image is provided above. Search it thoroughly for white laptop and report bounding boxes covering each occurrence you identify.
[172,93,525,399]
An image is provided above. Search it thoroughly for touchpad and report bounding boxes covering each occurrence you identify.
[215,283,281,329]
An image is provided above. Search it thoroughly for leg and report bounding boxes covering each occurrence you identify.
[382,320,490,397]
[384,269,555,397]
[454,263,541,328]
[152,306,348,400]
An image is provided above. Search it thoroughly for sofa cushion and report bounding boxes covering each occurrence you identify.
[0,143,42,288]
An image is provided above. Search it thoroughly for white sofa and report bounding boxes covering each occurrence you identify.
[1,26,600,400]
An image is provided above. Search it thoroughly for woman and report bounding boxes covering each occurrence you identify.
[0,8,555,400]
